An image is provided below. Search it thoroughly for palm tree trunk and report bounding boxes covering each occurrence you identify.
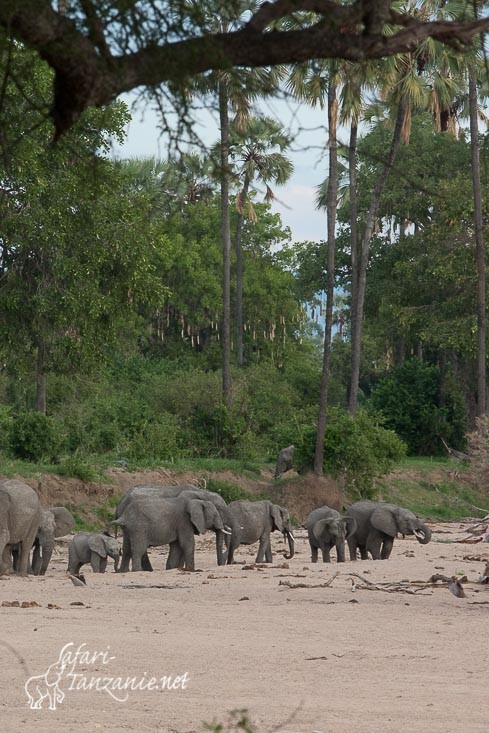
[348,120,359,406]
[348,100,407,414]
[235,174,250,369]
[314,79,338,474]
[469,68,486,416]
[219,80,232,407]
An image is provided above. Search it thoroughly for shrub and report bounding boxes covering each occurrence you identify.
[0,405,13,453]
[9,411,63,462]
[295,407,406,498]
[369,358,467,455]
[56,455,99,482]
[206,478,266,503]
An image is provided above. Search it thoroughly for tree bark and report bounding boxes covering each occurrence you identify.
[234,174,250,369]
[314,78,338,475]
[219,80,232,408]
[347,120,359,407]
[469,67,486,417]
[348,100,407,414]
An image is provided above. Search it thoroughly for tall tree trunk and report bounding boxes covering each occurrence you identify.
[219,80,232,408]
[348,120,359,407]
[469,67,486,416]
[314,79,338,475]
[235,173,250,369]
[348,100,407,414]
[35,340,47,414]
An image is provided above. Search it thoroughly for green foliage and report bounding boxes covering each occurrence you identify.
[55,455,100,483]
[295,408,406,498]
[206,478,266,503]
[9,411,62,462]
[370,359,467,455]
[0,405,13,452]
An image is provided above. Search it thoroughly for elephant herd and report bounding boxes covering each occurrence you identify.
[307,501,432,563]
[0,477,432,578]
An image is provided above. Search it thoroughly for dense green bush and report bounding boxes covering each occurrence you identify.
[9,411,63,462]
[295,407,406,498]
[369,359,467,455]
[206,478,266,503]
[0,405,13,453]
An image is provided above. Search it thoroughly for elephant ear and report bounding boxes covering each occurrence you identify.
[202,501,223,530]
[313,518,335,540]
[270,504,284,532]
[343,516,357,539]
[38,511,56,540]
[371,507,397,537]
[88,533,107,558]
[188,500,207,535]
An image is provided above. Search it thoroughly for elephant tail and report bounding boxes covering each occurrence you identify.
[110,518,124,539]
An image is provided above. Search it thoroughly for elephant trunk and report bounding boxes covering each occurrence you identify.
[336,540,346,562]
[283,530,295,560]
[414,523,432,544]
[38,538,54,575]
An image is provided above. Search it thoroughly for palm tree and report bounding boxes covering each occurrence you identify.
[229,115,293,367]
[188,0,282,407]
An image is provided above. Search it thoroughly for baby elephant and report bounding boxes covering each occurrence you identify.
[307,506,357,563]
[68,532,120,575]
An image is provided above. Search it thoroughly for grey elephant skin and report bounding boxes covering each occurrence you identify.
[68,532,120,574]
[0,479,42,576]
[346,500,432,560]
[114,484,234,568]
[12,506,75,575]
[32,507,75,575]
[225,500,295,564]
[274,445,295,479]
[306,506,357,563]
[113,494,226,572]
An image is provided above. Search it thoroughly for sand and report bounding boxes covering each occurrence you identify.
[1,521,488,733]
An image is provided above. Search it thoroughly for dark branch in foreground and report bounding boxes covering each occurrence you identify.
[0,1,487,136]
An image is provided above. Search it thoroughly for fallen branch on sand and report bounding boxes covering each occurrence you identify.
[278,572,339,590]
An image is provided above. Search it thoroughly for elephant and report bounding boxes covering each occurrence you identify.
[12,506,75,575]
[0,479,42,576]
[306,506,357,563]
[114,484,235,568]
[346,500,432,560]
[113,494,229,572]
[225,500,295,564]
[274,445,295,479]
[67,531,120,574]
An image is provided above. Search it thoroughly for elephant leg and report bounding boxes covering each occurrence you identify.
[31,543,42,575]
[359,545,369,560]
[141,552,153,571]
[381,537,394,559]
[90,553,103,573]
[321,544,331,563]
[181,536,195,571]
[310,544,318,563]
[17,538,34,576]
[166,542,184,570]
[11,544,19,572]
[256,534,272,563]
[367,532,382,560]
[70,562,82,575]
[118,532,131,572]
[99,557,107,573]
[347,539,357,561]
[226,540,237,564]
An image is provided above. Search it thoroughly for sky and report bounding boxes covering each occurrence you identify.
[110,93,333,244]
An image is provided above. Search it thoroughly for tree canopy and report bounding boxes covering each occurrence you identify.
[1,1,488,137]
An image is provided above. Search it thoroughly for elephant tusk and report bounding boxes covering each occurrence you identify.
[413,529,424,539]
[224,524,232,532]
[222,528,232,536]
